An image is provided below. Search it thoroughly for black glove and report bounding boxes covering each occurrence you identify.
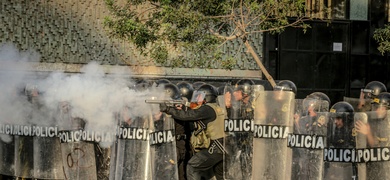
[159,103,170,112]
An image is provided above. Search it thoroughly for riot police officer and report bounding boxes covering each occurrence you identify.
[174,82,195,180]
[160,84,226,180]
[291,92,330,180]
[223,79,255,179]
[358,81,387,112]
[329,102,355,148]
[226,79,255,119]
[252,80,296,180]
[355,92,390,179]
[301,92,330,134]
[177,81,194,103]
[324,101,355,180]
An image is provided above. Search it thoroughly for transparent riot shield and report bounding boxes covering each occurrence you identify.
[149,112,178,180]
[354,112,367,180]
[223,85,263,179]
[33,107,64,179]
[57,102,97,180]
[33,134,64,179]
[295,99,304,118]
[95,141,112,179]
[0,134,15,177]
[290,112,328,180]
[323,111,356,180]
[110,108,152,180]
[14,90,37,179]
[291,98,329,180]
[344,96,371,112]
[252,90,295,180]
[361,110,390,180]
[14,135,34,178]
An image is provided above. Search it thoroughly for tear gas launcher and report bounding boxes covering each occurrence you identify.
[145,99,190,107]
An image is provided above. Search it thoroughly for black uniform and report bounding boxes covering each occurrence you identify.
[174,117,193,180]
[163,104,224,180]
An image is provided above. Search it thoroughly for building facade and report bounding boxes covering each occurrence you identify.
[264,0,390,103]
[1,0,389,104]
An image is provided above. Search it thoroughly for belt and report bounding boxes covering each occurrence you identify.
[176,134,187,141]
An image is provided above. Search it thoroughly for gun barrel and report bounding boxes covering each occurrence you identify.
[145,99,185,104]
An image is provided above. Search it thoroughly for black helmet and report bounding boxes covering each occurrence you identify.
[330,101,354,113]
[305,92,330,112]
[307,92,331,105]
[164,83,181,100]
[330,102,354,126]
[274,80,297,94]
[134,82,150,92]
[197,84,218,103]
[176,81,194,100]
[155,79,171,87]
[330,101,354,120]
[371,92,390,109]
[362,81,387,99]
[235,79,255,95]
[192,81,206,90]
[134,79,151,92]
[217,86,225,96]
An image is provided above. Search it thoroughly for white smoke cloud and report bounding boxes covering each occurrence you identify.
[0,42,166,146]
[0,43,42,142]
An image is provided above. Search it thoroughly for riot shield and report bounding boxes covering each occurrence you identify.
[344,96,371,112]
[149,112,178,180]
[354,112,367,180]
[290,97,329,180]
[33,134,64,179]
[223,85,263,180]
[252,90,295,180]
[33,105,64,179]
[0,134,15,177]
[57,102,97,180]
[323,111,356,180]
[110,108,152,180]
[14,89,38,179]
[14,135,34,178]
[295,99,304,118]
[361,110,390,180]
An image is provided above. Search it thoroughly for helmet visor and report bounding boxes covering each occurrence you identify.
[361,88,374,98]
[190,90,206,103]
[274,85,293,92]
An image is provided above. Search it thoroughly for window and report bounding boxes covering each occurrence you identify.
[305,0,348,19]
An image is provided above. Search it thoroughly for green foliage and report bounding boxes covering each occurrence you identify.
[104,0,310,68]
[374,25,390,55]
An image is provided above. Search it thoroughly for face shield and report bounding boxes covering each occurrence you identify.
[303,98,317,111]
[371,96,389,116]
[274,85,293,92]
[330,113,346,128]
[361,88,374,99]
[25,84,39,97]
[190,90,206,104]
[371,103,388,119]
[371,103,385,111]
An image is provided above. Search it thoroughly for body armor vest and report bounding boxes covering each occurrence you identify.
[205,103,226,140]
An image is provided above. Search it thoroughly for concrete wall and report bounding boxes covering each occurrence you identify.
[0,0,262,80]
